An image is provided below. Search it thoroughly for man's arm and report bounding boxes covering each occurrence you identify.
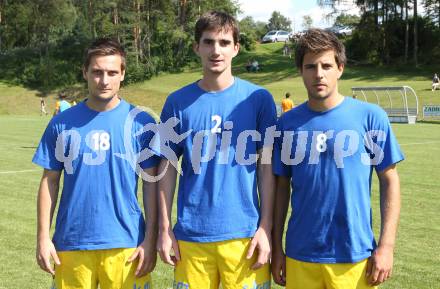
[156,159,180,266]
[271,175,291,286]
[36,169,62,275]
[246,148,275,270]
[128,166,158,277]
[367,164,401,286]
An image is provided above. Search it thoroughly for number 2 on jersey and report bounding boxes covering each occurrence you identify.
[211,115,222,133]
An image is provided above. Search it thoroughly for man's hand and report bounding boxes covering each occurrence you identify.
[36,238,60,275]
[157,228,180,266]
[366,245,394,286]
[128,239,157,277]
[271,246,286,286]
[246,227,271,270]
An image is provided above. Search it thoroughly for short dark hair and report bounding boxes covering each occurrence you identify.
[83,38,126,71]
[58,91,67,99]
[295,28,346,70]
[195,11,239,44]
[285,92,291,98]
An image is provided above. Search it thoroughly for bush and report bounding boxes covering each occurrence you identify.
[124,57,157,85]
[239,33,256,51]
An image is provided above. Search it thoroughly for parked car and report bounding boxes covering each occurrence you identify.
[326,25,353,36]
[337,26,353,36]
[262,30,290,43]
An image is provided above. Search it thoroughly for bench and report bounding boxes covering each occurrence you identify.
[383,108,418,124]
[352,86,419,124]
[384,108,418,116]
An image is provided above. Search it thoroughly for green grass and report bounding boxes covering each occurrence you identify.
[1,42,440,117]
[1,42,440,288]
[1,117,439,289]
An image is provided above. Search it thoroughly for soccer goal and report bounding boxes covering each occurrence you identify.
[351,86,419,124]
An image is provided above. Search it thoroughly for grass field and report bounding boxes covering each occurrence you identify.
[1,42,440,288]
[1,42,440,117]
[0,116,439,289]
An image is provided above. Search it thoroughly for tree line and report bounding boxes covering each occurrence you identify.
[0,0,241,93]
[0,0,295,93]
[320,0,440,65]
[2,0,438,93]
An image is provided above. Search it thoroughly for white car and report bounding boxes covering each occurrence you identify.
[262,30,291,43]
[327,25,353,36]
[337,26,353,36]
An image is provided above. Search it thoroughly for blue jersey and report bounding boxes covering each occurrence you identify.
[273,97,404,263]
[33,99,159,251]
[160,78,277,242]
[59,100,71,112]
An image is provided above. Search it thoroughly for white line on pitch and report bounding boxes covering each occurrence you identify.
[400,141,440,146]
[0,169,40,174]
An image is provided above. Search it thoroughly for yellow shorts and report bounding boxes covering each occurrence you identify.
[286,257,377,289]
[54,248,152,289]
[174,238,270,289]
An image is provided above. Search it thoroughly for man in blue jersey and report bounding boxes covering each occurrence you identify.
[53,92,72,115]
[33,38,159,289]
[156,11,277,289]
[271,28,404,289]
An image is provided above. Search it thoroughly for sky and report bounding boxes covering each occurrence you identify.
[237,0,424,32]
[237,0,360,31]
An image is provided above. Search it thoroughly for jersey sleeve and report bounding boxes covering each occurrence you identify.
[158,96,184,159]
[137,112,161,169]
[272,117,291,177]
[371,108,405,172]
[256,89,277,151]
[32,120,64,171]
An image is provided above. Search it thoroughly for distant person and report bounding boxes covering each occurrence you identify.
[251,59,260,72]
[283,41,291,58]
[33,38,159,289]
[246,59,252,72]
[283,41,288,56]
[432,73,439,91]
[53,92,71,115]
[40,97,48,116]
[272,28,404,289]
[281,92,294,113]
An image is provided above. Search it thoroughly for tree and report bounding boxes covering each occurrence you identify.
[255,21,269,39]
[0,1,34,49]
[334,13,360,26]
[425,0,440,27]
[413,0,418,66]
[0,0,3,52]
[404,0,409,63]
[239,16,257,33]
[239,16,268,38]
[303,15,313,30]
[266,11,292,31]
[239,16,257,47]
[0,0,246,89]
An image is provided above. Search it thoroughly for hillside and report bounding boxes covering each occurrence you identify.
[0,42,438,116]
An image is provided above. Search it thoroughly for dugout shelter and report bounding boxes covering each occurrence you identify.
[352,86,419,124]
